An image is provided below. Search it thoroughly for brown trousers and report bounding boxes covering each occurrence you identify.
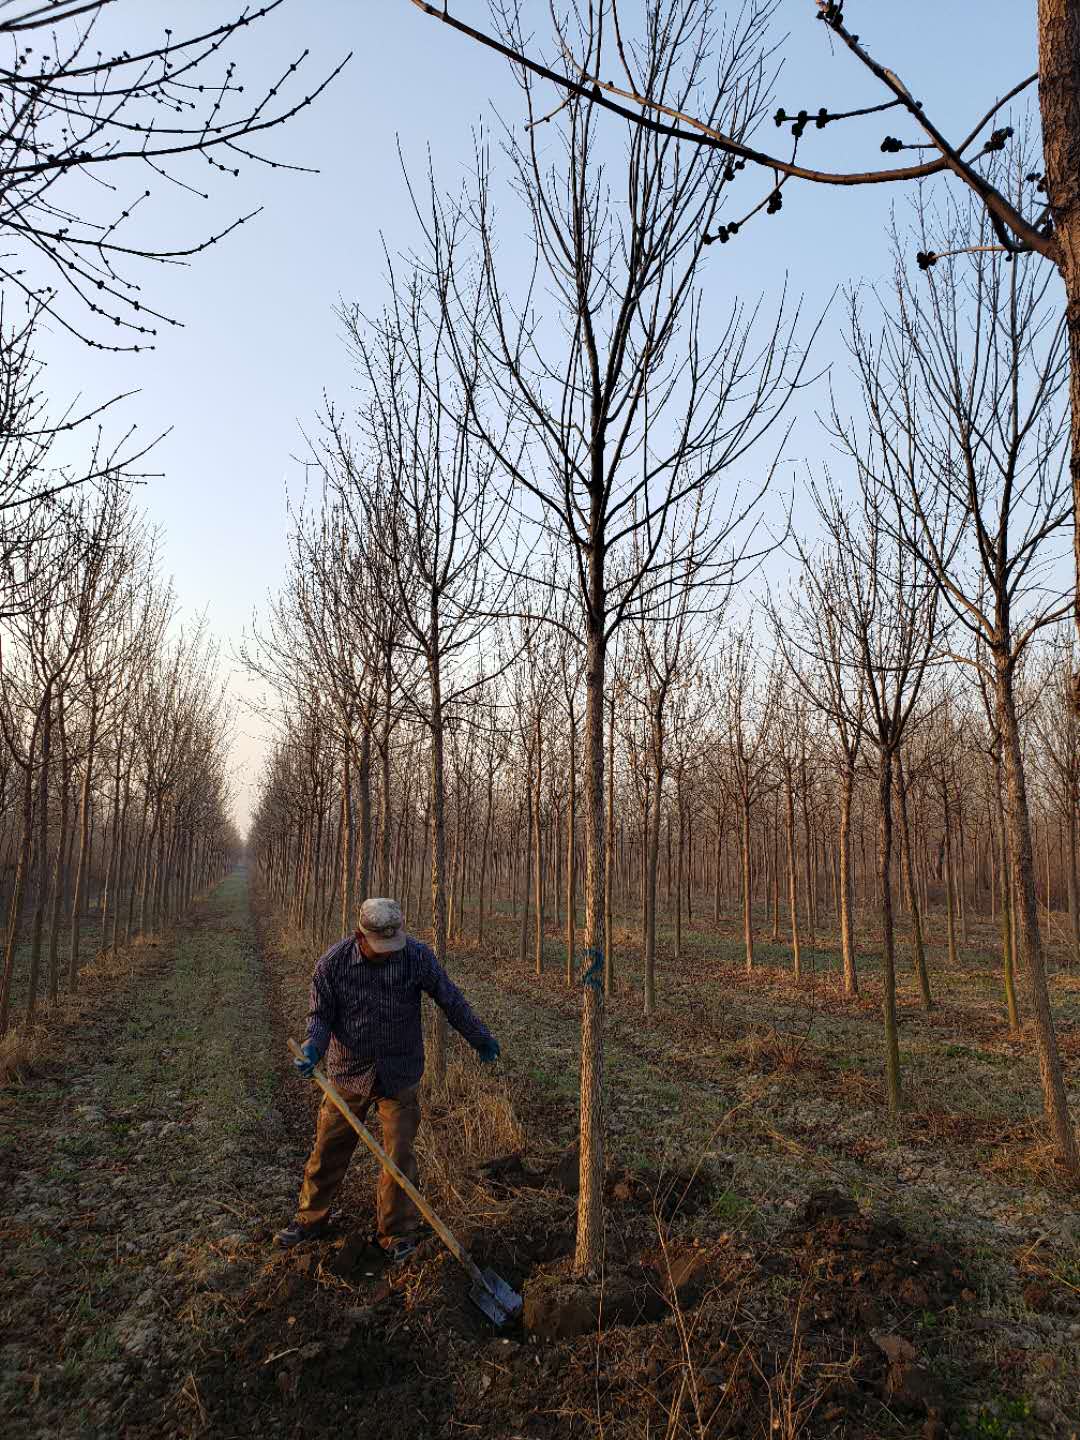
[295,1085,422,1245]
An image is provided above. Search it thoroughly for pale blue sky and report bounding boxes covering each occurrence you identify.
[29,2,1040,828]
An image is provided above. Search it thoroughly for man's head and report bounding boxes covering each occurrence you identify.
[356,897,407,955]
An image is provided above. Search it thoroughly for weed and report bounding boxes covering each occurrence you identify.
[710,1188,753,1225]
[958,1397,1037,1439]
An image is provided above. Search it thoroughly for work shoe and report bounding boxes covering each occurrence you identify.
[384,1237,418,1265]
[273,1219,329,1249]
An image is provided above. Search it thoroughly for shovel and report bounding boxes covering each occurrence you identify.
[287,1038,522,1326]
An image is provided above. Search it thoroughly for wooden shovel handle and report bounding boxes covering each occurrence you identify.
[287,1038,485,1287]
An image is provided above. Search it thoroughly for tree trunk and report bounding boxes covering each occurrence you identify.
[839,760,858,996]
[26,686,53,1022]
[1037,1,1080,686]
[771,793,781,943]
[381,663,393,893]
[896,751,932,1009]
[942,779,959,975]
[100,721,125,951]
[675,787,685,963]
[1067,792,1080,964]
[603,686,615,993]
[994,762,1021,1032]
[643,703,663,1014]
[517,789,533,964]
[784,762,802,979]
[340,736,354,934]
[801,753,817,947]
[110,762,131,952]
[47,695,71,1006]
[741,795,754,972]
[878,749,902,1119]
[0,729,39,1034]
[534,712,545,976]
[997,654,1078,1171]
[713,796,724,923]
[356,723,373,907]
[575,590,606,1277]
[478,752,494,945]
[566,711,576,984]
[427,626,449,1087]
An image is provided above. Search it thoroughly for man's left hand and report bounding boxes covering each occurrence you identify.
[475,1038,500,1065]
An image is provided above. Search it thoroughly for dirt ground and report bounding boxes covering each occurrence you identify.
[2,872,1078,1439]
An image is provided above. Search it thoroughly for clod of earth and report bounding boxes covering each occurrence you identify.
[522,1269,668,1339]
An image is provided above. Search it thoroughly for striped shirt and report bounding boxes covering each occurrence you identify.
[304,933,495,1095]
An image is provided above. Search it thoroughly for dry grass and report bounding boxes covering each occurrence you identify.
[0,1023,41,1084]
[418,1052,526,1225]
[0,940,154,1086]
[983,1120,1080,1192]
[730,1026,830,1080]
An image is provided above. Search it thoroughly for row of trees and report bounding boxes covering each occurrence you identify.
[251,615,1080,982]
[248,4,1079,1273]
[0,477,239,1035]
[0,1,338,1036]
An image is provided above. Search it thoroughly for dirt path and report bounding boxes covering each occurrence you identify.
[0,869,308,1438]
[0,871,549,1440]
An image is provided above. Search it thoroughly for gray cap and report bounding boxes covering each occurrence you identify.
[357,897,406,954]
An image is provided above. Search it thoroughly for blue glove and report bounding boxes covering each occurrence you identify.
[475,1038,500,1065]
[294,1041,324,1078]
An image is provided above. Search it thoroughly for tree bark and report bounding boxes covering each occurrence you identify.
[534,712,544,976]
[784,762,802,979]
[1037,1,1080,684]
[427,623,449,1086]
[566,710,576,984]
[603,686,615,993]
[643,701,663,1014]
[878,750,902,1119]
[576,588,606,1277]
[47,695,71,1006]
[997,654,1078,1171]
[995,763,1021,1032]
[26,686,53,1021]
[801,752,817,947]
[356,723,372,908]
[0,717,40,1034]
[675,787,685,962]
[1067,790,1080,964]
[896,751,932,1009]
[340,736,354,934]
[517,789,532,964]
[478,750,494,945]
[839,760,858,996]
[741,795,754,972]
[942,779,959,975]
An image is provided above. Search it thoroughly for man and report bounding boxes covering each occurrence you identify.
[275,897,500,1261]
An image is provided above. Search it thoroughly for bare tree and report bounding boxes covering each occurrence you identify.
[717,630,779,975]
[770,541,864,996]
[805,478,939,1117]
[324,266,512,1086]
[851,188,1078,1167]
[406,0,1080,678]
[633,506,720,1014]
[0,2,345,348]
[417,0,806,1271]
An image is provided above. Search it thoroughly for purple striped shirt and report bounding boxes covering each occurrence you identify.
[304,933,494,1094]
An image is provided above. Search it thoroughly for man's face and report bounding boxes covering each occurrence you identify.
[355,930,383,962]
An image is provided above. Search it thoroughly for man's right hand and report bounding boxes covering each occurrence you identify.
[293,1041,324,1078]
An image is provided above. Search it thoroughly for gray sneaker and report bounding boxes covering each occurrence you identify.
[274,1219,329,1249]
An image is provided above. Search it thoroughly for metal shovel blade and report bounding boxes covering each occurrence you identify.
[470,1268,523,1327]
